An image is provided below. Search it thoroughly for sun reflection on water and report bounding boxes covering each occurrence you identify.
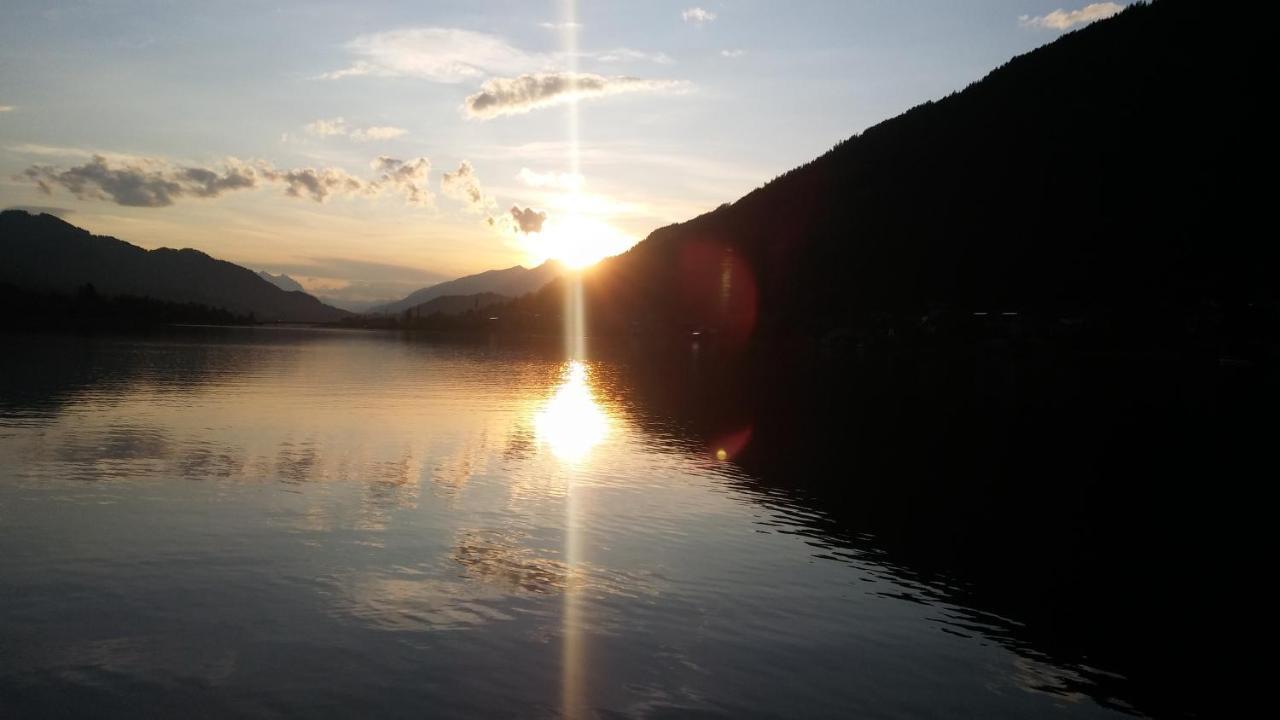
[534,360,608,463]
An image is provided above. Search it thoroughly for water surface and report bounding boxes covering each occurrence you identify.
[0,328,1138,718]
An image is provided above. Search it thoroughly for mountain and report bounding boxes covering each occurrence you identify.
[405,292,510,318]
[258,270,305,293]
[0,211,349,323]
[506,0,1267,346]
[371,261,562,316]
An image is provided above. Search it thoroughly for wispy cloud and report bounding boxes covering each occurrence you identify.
[441,160,496,214]
[1019,2,1124,30]
[303,117,408,142]
[463,72,684,120]
[6,143,99,158]
[351,126,408,141]
[682,8,717,25]
[596,48,674,65]
[516,167,584,191]
[320,27,548,82]
[720,49,746,59]
[538,21,582,31]
[0,105,14,113]
[304,117,349,137]
[20,154,433,207]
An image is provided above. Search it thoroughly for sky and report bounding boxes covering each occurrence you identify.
[0,1,1130,308]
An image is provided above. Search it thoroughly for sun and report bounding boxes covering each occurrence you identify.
[525,213,633,270]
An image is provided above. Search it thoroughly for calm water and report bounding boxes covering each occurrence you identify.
[0,328,1138,718]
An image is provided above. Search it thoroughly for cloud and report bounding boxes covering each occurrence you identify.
[19,155,257,207]
[509,205,547,234]
[682,8,717,25]
[596,48,674,64]
[1019,2,1124,30]
[720,49,746,59]
[440,160,496,214]
[6,143,124,159]
[516,167,584,191]
[464,72,684,119]
[305,117,409,142]
[21,154,433,207]
[254,166,365,203]
[0,105,14,112]
[538,21,582,30]
[320,28,548,82]
[351,126,408,141]
[305,117,349,137]
[370,156,433,206]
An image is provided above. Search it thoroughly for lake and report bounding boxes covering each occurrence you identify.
[0,327,1142,718]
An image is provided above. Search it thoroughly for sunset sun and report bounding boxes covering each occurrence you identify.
[525,212,632,270]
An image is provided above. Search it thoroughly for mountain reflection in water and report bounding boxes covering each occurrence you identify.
[0,327,1148,718]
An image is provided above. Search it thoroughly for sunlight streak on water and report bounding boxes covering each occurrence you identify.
[535,361,608,465]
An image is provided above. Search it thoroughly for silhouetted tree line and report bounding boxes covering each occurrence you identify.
[0,282,253,331]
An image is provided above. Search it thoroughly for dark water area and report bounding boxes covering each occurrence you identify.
[0,327,1260,717]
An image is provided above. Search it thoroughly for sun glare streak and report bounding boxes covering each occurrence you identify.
[558,4,588,716]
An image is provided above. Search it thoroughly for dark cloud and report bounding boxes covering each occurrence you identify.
[259,166,366,203]
[509,205,546,233]
[19,155,245,207]
[463,72,682,119]
[180,165,257,197]
[19,154,433,207]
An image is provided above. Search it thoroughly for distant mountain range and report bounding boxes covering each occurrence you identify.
[370,261,562,316]
[257,271,305,294]
[0,211,348,323]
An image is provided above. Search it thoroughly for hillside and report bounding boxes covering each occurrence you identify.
[372,261,562,316]
[0,211,348,323]
[405,292,509,318]
[507,0,1268,348]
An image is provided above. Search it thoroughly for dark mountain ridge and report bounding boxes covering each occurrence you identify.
[0,211,348,323]
[498,0,1267,349]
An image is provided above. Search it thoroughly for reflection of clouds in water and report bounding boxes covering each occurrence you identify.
[501,422,536,466]
[1008,655,1138,715]
[330,571,519,632]
[51,422,172,479]
[275,438,321,484]
[176,440,245,480]
[428,431,491,501]
[355,449,423,531]
[453,528,569,595]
